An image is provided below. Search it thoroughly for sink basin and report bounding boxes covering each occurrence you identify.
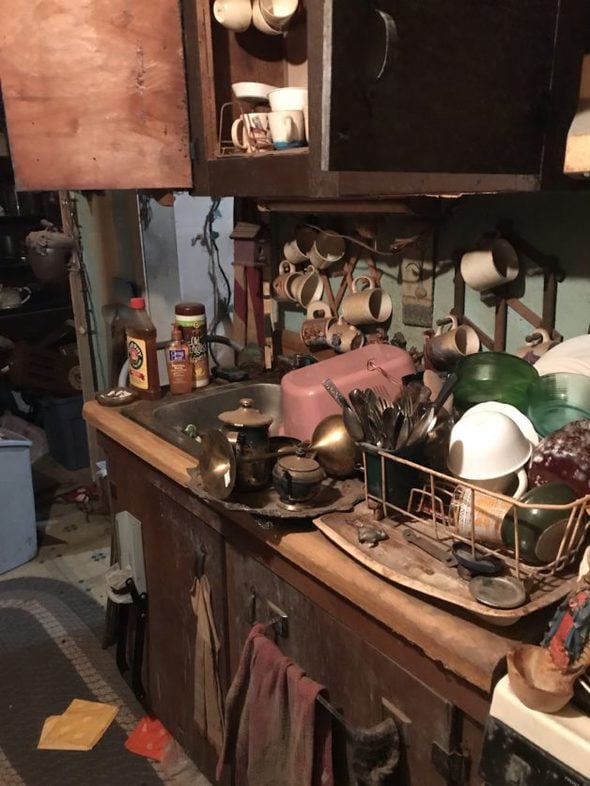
[123,381,282,459]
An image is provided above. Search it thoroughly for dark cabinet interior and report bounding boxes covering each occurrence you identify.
[102,436,486,786]
[325,0,588,190]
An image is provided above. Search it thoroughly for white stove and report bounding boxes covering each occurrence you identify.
[481,675,590,785]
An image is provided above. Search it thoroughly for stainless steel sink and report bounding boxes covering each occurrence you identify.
[123,381,282,458]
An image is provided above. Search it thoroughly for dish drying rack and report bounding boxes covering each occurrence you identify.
[364,451,590,584]
[313,448,590,625]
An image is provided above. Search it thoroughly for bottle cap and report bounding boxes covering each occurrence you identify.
[175,302,205,316]
[129,297,145,309]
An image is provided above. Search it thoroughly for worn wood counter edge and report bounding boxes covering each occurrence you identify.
[85,400,533,695]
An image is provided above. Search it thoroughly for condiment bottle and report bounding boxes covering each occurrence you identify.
[126,297,161,400]
[166,323,192,395]
[175,302,210,389]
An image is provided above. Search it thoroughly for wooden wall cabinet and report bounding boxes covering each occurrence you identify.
[1,1,587,196]
[102,436,486,786]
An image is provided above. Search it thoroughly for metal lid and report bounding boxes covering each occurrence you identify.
[277,451,321,474]
[218,398,273,428]
[175,302,205,316]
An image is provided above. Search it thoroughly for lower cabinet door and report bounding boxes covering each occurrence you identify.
[141,481,229,785]
[226,543,478,786]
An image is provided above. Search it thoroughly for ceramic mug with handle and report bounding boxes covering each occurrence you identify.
[231,112,272,152]
[309,231,346,271]
[213,0,252,31]
[268,110,306,149]
[290,266,323,308]
[283,227,317,264]
[342,275,393,326]
[326,317,366,353]
[272,261,299,302]
[515,329,557,361]
[300,301,335,348]
[460,238,519,292]
[425,315,480,371]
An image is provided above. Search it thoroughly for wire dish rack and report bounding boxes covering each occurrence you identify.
[313,445,590,625]
[365,450,590,580]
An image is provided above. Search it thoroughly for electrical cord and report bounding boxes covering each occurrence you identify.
[193,198,232,367]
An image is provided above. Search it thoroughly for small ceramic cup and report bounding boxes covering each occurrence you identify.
[309,231,346,271]
[300,301,335,348]
[252,0,282,33]
[231,112,272,152]
[272,260,299,302]
[289,266,323,308]
[460,238,519,292]
[268,110,306,149]
[213,0,252,32]
[283,227,317,264]
[260,0,298,30]
[515,329,556,361]
[326,317,366,353]
[424,315,480,371]
[341,275,393,326]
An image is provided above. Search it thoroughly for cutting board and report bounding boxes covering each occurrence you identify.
[313,504,578,626]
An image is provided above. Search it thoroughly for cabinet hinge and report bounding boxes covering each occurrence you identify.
[431,741,470,785]
[189,138,198,161]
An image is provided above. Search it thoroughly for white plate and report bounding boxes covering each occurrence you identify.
[232,81,279,103]
[534,355,590,377]
[462,400,540,446]
[536,334,590,361]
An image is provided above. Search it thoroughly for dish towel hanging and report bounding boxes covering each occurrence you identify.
[190,575,225,752]
[216,622,334,786]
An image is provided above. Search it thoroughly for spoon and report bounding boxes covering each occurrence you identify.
[322,378,364,442]
[404,373,458,448]
[349,388,375,443]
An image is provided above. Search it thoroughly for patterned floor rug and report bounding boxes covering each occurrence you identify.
[0,577,204,786]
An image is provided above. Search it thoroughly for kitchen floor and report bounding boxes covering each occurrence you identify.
[0,456,212,786]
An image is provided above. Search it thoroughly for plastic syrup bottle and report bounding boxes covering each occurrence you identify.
[126,297,162,400]
[166,323,192,395]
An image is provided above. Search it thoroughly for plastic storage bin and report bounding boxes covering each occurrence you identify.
[41,395,89,470]
[0,429,37,573]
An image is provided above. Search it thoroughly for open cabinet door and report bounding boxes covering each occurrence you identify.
[0,0,192,190]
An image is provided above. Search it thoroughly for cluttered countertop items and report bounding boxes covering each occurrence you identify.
[95,294,590,628]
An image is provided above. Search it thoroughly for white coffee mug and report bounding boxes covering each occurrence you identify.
[268,87,308,112]
[231,112,272,152]
[289,266,323,308]
[460,238,519,292]
[283,227,317,264]
[213,0,252,32]
[342,275,393,325]
[252,0,282,34]
[268,110,306,149]
[309,231,346,270]
[260,0,298,30]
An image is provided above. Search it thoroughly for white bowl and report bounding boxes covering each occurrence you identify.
[447,411,532,481]
[269,87,308,112]
[534,336,590,378]
[232,82,279,103]
[462,401,539,446]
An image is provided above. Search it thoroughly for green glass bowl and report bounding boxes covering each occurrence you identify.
[454,352,539,414]
[528,372,590,437]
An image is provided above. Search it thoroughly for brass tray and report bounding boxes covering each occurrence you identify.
[187,467,364,520]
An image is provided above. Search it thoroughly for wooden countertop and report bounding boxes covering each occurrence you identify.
[85,400,543,696]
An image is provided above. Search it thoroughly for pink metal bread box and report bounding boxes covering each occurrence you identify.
[280,344,416,441]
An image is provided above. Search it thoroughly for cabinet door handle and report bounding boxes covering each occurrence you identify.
[247,587,257,623]
[195,545,207,578]
[374,9,398,81]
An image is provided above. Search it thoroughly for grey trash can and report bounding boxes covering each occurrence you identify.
[0,429,37,573]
